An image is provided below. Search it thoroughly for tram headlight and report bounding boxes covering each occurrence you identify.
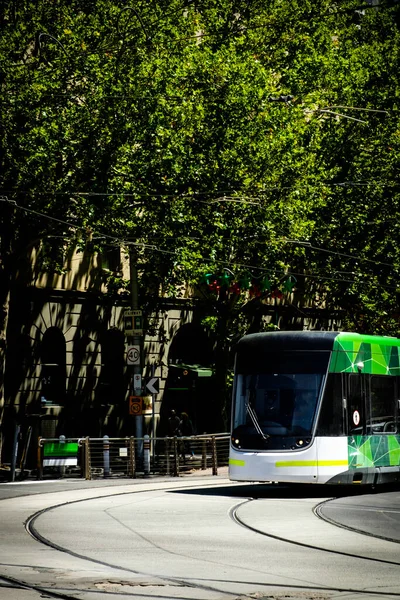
[295,438,311,448]
[232,436,241,448]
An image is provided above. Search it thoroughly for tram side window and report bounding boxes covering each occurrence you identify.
[315,374,344,436]
[369,376,397,434]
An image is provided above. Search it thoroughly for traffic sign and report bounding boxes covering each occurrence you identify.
[124,310,143,335]
[126,345,140,365]
[145,377,159,395]
[129,396,143,416]
[124,309,142,317]
[133,373,142,391]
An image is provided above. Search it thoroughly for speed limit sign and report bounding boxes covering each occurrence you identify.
[126,345,140,365]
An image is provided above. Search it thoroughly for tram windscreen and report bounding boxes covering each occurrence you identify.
[232,352,329,451]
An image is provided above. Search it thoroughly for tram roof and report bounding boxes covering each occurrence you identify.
[237,331,339,352]
[236,331,400,353]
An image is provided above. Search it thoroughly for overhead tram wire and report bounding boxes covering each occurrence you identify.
[285,240,397,270]
[4,2,398,63]
[4,198,399,292]
[2,176,400,202]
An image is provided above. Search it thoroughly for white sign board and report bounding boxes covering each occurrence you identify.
[133,373,142,391]
[145,377,160,395]
[126,346,140,365]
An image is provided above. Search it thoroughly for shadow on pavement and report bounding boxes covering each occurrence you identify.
[169,481,400,500]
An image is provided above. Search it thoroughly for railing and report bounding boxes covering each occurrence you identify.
[37,434,230,480]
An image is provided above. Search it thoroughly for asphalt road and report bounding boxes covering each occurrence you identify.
[0,473,399,600]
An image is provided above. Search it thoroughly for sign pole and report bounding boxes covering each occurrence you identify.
[151,364,156,456]
[129,249,143,462]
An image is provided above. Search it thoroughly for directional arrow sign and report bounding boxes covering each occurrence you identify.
[145,377,159,395]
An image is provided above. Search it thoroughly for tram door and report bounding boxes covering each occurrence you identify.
[346,373,367,434]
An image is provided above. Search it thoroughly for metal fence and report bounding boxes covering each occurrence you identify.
[37,434,230,480]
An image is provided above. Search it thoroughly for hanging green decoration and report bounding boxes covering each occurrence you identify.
[283,275,297,292]
[221,270,234,287]
[238,272,252,290]
[200,273,214,285]
[261,276,272,292]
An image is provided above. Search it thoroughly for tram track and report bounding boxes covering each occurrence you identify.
[3,482,244,600]
[0,573,83,600]
[314,498,400,546]
[1,483,400,599]
[230,496,400,569]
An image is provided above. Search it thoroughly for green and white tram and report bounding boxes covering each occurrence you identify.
[229,331,400,485]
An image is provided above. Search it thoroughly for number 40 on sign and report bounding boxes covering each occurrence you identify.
[126,345,140,365]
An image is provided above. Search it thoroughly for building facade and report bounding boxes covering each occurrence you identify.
[2,242,215,468]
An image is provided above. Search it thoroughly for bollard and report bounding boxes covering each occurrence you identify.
[103,435,110,477]
[129,437,136,478]
[166,438,170,476]
[59,435,66,478]
[143,434,150,476]
[20,426,32,479]
[83,437,91,480]
[37,437,43,480]
[10,424,20,482]
[201,437,207,470]
[173,437,179,476]
[211,435,218,476]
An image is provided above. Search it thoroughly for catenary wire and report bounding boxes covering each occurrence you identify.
[3,197,399,292]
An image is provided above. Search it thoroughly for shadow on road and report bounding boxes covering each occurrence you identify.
[169,482,400,500]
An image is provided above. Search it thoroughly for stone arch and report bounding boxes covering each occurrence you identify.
[168,322,213,366]
[160,323,215,435]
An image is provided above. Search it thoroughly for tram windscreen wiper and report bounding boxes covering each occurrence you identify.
[246,392,270,441]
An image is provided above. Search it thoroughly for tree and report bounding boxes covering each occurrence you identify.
[1,0,399,430]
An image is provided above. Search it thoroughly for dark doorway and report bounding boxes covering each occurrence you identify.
[97,328,125,405]
[160,323,215,435]
[40,327,66,405]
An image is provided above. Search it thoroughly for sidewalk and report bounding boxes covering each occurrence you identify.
[0,464,230,500]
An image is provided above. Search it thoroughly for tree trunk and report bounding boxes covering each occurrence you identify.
[0,200,14,460]
[213,295,232,432]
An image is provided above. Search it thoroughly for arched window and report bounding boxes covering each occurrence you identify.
[41,327,66,405]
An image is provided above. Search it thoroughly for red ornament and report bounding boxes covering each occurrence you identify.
[250,284,261,297]
[271,288,283,299]
[229,282,241,295]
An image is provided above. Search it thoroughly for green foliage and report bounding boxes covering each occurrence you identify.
[1,0,400,353]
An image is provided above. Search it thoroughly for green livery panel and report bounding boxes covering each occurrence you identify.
[329,332,400,375]
[348,435,400,468]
